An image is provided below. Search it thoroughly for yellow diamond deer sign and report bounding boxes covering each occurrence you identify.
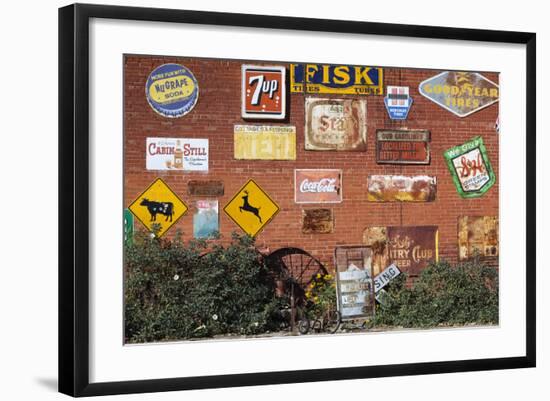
[128,178,188,237]
[224,180,279,238]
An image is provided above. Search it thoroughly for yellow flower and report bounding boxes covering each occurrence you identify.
[316,273,321,279]
[313,296,319,303]
[305,291,311,298]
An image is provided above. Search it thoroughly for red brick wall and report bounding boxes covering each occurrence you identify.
[124,55,499,272]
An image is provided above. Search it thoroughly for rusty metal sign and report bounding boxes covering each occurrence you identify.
[187,180,224,196]
[295,169,342,203]
[234,125,296,160]
[458,216,499,260]
[334,246,375,320]
[302,209,333,234]
[305,98,367,151]
[376,129,430,164]
[419,71,499,117]
[387,226,439,276]
[367,175,436,202]
[290,64,383,95]
[443,136,496,198]
[362,226,389,276]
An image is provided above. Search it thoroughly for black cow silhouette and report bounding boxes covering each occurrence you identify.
[239,191,262,223]
[140,198,174,222]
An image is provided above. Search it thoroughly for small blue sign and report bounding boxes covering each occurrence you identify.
[384,86,413,120]
[145,63,199,118]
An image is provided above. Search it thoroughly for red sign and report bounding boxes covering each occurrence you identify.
[241,65,286,119]
[376,130,430,164]
[295,169,342,203]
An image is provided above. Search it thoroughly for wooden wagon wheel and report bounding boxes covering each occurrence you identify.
[265,248,328,333]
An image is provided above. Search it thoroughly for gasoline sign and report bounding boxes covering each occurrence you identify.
[223,180,280,238]
[128,178,188,237]
[242,65,286,119]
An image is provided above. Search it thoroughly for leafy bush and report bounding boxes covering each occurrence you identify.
[124,230,276,343]
[373,259,498,328]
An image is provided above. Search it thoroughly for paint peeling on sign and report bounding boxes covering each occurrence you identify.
[458,216,499,260]
[302,209,333,234]
[187,180,224,196]
[367,175,436,202]
[419,71,499,117]
[387,226,439,276]
[443,136,496,198]
[290,64,383,95]
[305,98,367,151]
[376,129,430,164]
[362,226,389,276]
[234,125,296,160]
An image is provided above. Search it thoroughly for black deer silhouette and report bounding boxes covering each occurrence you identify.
[140,198,174,222]
[239,190,262,223]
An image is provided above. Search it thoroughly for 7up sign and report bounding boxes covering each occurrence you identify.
[242,65,286,119]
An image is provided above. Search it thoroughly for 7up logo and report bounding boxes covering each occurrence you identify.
[242,65,286,119]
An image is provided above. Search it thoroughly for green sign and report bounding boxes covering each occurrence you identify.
[124,209,134,245]
[443,136,496,198]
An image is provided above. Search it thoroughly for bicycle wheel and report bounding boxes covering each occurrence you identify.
[324,310,341,334]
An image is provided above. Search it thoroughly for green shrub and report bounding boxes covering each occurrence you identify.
[373,259,498,328]
[124,230,276,343]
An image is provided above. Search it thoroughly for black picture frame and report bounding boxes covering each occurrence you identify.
[58,3,536,397]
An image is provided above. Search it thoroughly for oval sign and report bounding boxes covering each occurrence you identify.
[145,63,199,118]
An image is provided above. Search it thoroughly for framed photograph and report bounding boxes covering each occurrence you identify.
[59,3,536,397]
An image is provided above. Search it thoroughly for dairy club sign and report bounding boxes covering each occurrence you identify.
[295,169,342,203]
[241,65,286,119]
[146,138,208,172]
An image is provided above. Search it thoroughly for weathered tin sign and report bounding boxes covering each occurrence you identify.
[290,64,383,95]
[334,246,375,319]
[384,86,413,120]
[458,216,499,260]
[145,63,199,118]
[146,138,208,171]
[302,209,333,234]
[305,98,367,151]
[187,180,224,196]
[443,136,496,198]
[362,226,389,276]
[419,71,499,117]
[387,226,439,276]
[241,65,286,119]
[374,263,401,293]
[295,169,342,203]
[193,200,219,239]
[367,175,436,202]
[234,125,296,160]
[376,129,430,164]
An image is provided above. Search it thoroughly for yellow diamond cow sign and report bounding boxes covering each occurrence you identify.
[128,178,188,237]
[224,180,279,238]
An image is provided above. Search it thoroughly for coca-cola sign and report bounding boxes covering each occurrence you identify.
[295,169,342,203]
